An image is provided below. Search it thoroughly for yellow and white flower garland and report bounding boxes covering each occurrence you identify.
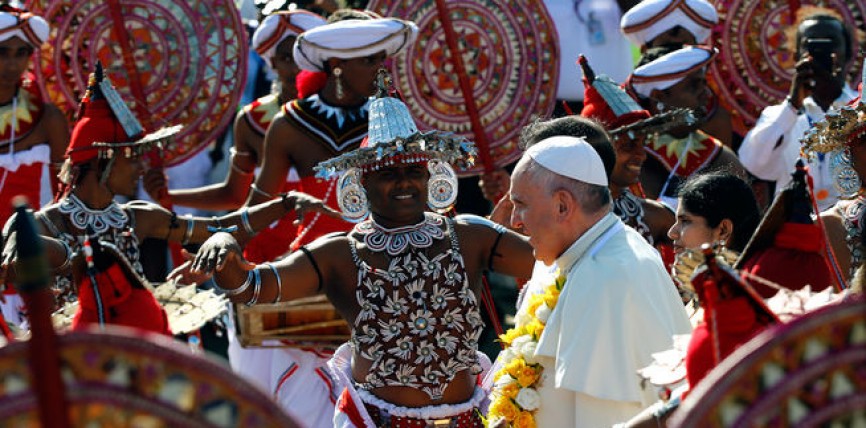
[486,270,566,428]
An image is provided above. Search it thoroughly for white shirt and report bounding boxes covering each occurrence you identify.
[543,0,634,101]
[738,86,857,211]
[519,213,692,427]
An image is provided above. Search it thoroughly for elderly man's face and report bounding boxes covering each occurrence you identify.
[509,163,563,265]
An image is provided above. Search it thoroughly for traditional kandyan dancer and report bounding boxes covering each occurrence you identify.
[626,45,746,208]
[619,0,734,147]
[579,56,684,248]
[0,64,329,335]
[181,73,536,427]
[0,5,69,326]
[223,12,419,426]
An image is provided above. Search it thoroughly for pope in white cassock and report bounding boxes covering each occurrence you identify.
[502,136,691,427]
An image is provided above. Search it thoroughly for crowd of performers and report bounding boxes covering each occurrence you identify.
[0,0,863,427]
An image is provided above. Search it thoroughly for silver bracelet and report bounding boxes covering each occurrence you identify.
[241,208,255,235]
[182,215,195,245]
[206,216,239,234]
[266,263,282,303]
[53,240,73,272]
[215,270,253,297]
[245,269,262,306]
[250,183,274,199]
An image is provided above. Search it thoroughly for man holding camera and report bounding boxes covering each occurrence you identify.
[738,12,857,211]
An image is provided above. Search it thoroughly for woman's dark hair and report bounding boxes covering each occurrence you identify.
[678,172,760,253]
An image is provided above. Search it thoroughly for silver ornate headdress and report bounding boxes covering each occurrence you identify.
[800,57,866,196]
[314,71,476,179]
[314,70,476,221]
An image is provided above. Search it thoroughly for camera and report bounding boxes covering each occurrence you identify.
[804,38,836,73]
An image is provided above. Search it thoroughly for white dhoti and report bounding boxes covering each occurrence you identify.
[0,293,26,328]
[329,344,491,428]
[226,308,336,428]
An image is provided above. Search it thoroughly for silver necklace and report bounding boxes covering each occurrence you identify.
[58,193,128,234]
[357,213,444,256]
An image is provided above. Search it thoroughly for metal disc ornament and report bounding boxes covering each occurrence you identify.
[26,0,247,166]
[367,0,559,176]
[708,0,866,136]
[0,328,299,426]
[671,299,866,426]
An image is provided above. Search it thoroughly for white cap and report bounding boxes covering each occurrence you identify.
[293,17,418,72]
[252,10,326,60]
[0,9,49,47]
[525,136,608,186]
[620,0,718,47]
[630,45,716,98]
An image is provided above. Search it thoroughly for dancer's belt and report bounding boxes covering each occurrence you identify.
[363,402,481,428]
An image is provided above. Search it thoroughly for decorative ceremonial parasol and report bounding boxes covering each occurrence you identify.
[366,0,559,176]
[671,298,866,426]
[25,0,247,166]
[708,0,866,136]
[0,327,300,427]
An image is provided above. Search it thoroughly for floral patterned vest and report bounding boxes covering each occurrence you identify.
[348,213,483,400]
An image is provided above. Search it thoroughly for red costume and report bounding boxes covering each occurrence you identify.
[684,252,778,390]
[739,223,832,298]
[240,70,329,263]
[0,79,48,228]
[737,164,833,297]
[241,93,300,263]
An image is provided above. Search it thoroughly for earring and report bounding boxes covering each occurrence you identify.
[427,160,458,212]
[830,147,862,196]
[337,168,368,222]
[655,100,666,113]
[333,67,344,100]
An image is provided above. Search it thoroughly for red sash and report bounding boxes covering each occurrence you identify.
[72,264,171,335]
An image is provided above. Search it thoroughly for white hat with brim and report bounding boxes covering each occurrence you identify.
[0,9,48,47]
[525,136,608,187]
[620,0,718,47]
[253,10,327,61]
[293,18,418,72]
[630,45,716,98]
